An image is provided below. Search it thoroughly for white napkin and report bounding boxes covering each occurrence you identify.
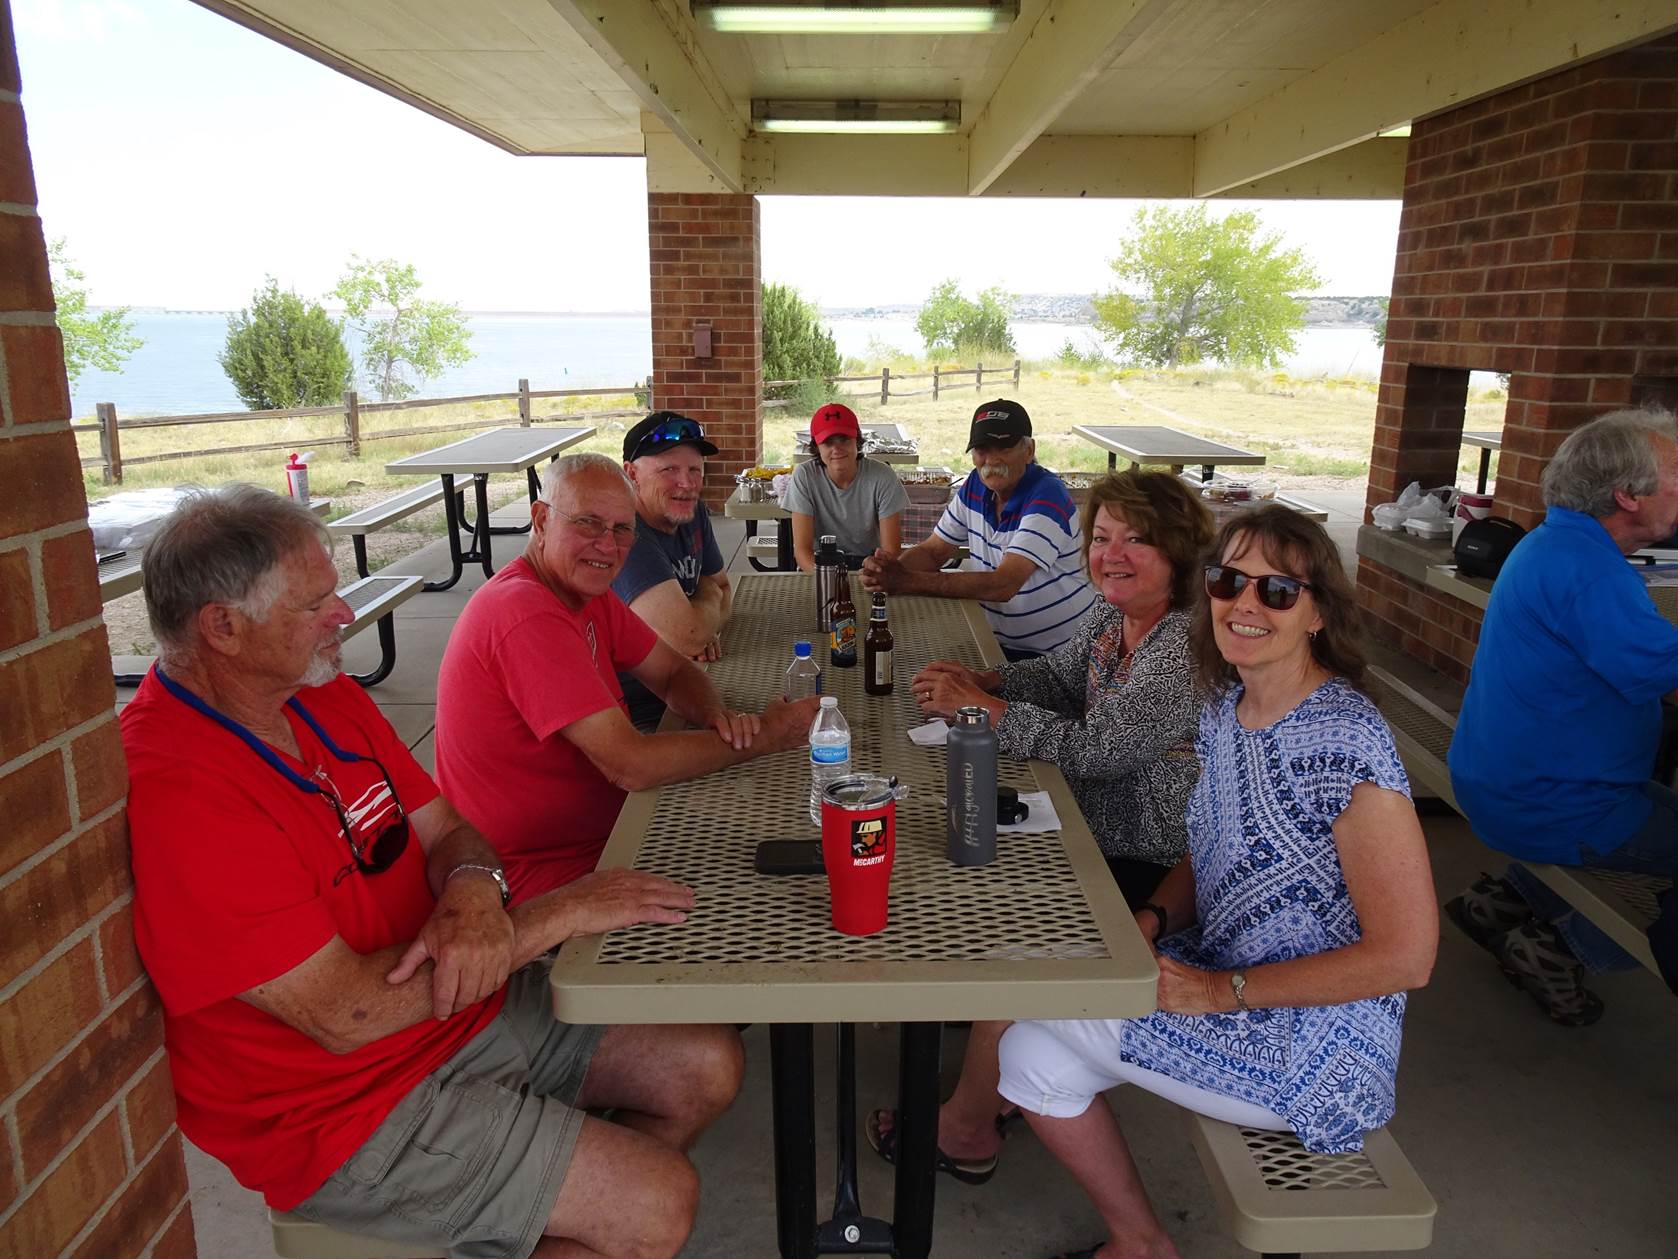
[1001,791,1061,833]
[907,719,949,746]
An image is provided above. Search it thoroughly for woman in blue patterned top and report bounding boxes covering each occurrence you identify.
[997,506,1438,1259]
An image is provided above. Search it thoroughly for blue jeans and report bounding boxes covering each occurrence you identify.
[1504,780,1678,972]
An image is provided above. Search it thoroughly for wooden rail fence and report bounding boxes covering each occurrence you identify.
[75,360,1023,483]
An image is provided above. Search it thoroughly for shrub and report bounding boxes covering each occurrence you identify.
[763,282,841,399]
[220,279,352,410]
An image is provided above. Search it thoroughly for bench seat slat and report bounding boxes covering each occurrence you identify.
[271,1210,446,1259]
[326,481,448,533]
[341,574,424,633]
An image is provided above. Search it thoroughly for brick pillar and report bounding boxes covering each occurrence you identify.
[1360,30,1678,681]
[0,3,195,1254]
[647,193,763,507]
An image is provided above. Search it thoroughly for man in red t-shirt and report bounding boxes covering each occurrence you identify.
[123,486,743,1258]
[436,451,819,901]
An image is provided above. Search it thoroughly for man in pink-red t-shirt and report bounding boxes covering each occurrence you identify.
[436,449,819,902]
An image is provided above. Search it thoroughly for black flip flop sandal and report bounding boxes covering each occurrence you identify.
[865,1108,998,1185]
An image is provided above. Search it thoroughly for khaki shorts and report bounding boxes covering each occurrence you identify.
[293,965,604,1259]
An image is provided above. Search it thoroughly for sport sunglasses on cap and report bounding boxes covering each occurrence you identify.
[1203,564,1314,611]
[630,416,707,456]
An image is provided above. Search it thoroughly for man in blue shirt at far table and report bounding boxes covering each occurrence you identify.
[1448,407,1678,1024]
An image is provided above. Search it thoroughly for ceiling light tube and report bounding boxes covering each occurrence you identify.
[752,99,960,134]
[695,2,1017,35]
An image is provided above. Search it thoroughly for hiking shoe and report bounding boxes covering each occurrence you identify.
[1444,872,1532,954]
[1496,922,1605,1027]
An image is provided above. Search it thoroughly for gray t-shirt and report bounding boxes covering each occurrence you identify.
[781,457,909,560]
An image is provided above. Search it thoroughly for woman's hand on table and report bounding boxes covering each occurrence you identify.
[709,707,761,749]
[911,661,1003,720]
[1155,955,1230,1015]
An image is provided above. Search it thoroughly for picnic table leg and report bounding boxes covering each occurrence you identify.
[348,613,399,688]
[487,467,540,536]
[891,1022,943,1259]
[1198,463,1213,483]
[770,1023,818,1259]
[815,1024,892,1253]
[422,473,468,592]
[777,519,795,571]
[469,474,496,577]
[351,534,371,580]
[1110,452,1119,470]
[1477,447,1492,494]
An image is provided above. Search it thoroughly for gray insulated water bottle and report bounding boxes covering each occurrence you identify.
[946,706,998,866]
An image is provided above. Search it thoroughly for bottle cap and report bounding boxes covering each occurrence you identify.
[954,705,990,728]
[820,696,838,708]
[794,640,812,657]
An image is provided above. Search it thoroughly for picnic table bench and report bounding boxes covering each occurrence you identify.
[327,481,453,578]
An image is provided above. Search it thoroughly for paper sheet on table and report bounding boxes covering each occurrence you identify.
[1002,791,1061,833]
[907,720,949,746]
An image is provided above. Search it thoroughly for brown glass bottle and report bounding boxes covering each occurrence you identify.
[864,592,894,694]
[829,578,858,668]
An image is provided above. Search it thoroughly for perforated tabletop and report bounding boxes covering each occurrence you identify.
[549,574,1158,1024]
[384,426,593,475]
[1072,424,1266,469]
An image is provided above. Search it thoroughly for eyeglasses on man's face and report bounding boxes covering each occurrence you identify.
[553,510,638,549]
[1203,563,1314,611]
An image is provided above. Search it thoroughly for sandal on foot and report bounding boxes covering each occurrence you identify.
[865,1108,998,1185]
[1497,922,1605,1026]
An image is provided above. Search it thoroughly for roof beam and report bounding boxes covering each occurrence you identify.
[548,0,746,190]
[1211,138,1407,200]
[965,0,1162,196]
[1193,0,1678,197]
[984,135,1192,197]
[744,134,970,196]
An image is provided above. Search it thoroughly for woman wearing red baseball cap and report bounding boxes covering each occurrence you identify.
[782,401,910,571]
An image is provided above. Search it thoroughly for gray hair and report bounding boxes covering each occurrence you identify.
[143,485,332,662]
[540,451,633,504]
[1541,407,1678,518]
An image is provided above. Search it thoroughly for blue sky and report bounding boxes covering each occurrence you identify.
[15,0,1404,312]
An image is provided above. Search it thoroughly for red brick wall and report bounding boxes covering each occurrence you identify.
[647,193,763,506]
[0,4,195,1254]
[1362,32,1678,680]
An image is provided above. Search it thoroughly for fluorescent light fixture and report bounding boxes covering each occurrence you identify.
[752,99,960,134]
[1378,124,1413,138]
[695,2,1017,34]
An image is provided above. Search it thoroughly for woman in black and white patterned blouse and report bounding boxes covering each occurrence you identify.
[870,471,1213,1186]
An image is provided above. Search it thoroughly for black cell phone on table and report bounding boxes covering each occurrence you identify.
[755,839,825,876]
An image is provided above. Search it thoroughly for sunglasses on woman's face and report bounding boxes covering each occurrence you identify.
[1204,564,1314,611]
[316,758,410,877]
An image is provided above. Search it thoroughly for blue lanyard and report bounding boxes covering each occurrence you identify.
[153,666,366,795]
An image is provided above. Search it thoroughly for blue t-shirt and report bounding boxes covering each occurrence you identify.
[933,463,1096,654]
[1448,506,1678,862]
[609,505,724,722]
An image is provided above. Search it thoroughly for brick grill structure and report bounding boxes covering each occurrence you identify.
[647,192,764,507]
[1360,33,1678,683]
[0,3,195,1254]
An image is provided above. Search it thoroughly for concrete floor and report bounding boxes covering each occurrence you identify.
[131,487,1678,1258]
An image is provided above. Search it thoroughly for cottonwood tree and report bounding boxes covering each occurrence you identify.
[219,279,352,410]
[334,256,473,401]
[762,282,840,400]
[915,280,1015,357]
[49,239,142,386]
[1093,205,1321,368]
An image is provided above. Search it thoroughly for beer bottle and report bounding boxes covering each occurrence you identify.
[864,592,894,695]
[829,578,858,668]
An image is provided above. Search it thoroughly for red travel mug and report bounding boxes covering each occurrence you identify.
[819,774,898,935]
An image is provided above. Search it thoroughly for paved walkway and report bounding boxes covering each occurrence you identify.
[129,491,1678,1259]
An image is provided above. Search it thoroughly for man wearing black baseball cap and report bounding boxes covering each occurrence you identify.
[612,411,734,728]
[862,398,1094,659]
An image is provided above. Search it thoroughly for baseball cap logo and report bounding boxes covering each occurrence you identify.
[978,409,1010,423]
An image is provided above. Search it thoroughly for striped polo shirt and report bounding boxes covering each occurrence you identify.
[933,463,1096,654]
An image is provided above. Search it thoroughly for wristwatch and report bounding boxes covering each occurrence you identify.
[1229,970,1249,1012]
[448,863,511,906]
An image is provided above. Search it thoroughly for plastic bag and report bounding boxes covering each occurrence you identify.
[87,487,195,551]
[1371,481,1421,531]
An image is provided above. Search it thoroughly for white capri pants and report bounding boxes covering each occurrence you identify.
[997,1018,1290,1130]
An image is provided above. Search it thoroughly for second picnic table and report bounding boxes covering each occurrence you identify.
[1072,423,1267,480]
[384,425,594,590]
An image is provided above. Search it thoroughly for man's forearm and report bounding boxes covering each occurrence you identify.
[424,822,505,899]
[661,659,728,726]
[898,566,1021,602]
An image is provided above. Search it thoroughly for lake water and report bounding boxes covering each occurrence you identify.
[67,311,1387,419]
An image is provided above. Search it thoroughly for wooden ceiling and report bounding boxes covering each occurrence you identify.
[194,0,1678,197]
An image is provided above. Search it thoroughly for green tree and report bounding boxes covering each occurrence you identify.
[334,256,473,401]
[219,279,353,410]
[1092,204,1322,368]
[1372,297,1390,348]
[762,282,840,400]
[48,239,142,386]
[914,280,1015,357]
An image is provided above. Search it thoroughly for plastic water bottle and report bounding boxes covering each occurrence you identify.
[808,696,851,824]
[784,640,823,701]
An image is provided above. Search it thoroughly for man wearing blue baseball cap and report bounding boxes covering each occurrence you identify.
[612,410,734,728]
